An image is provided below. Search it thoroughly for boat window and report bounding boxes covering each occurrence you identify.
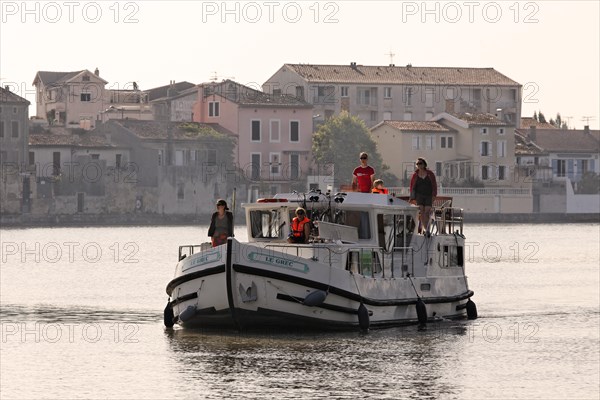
[344,211,371,239]
[249,209,285,239]
[393,214,415,249]
[378,214,400,251]
[346,251,359,273]
[361,251,373,276]
[443,245,464,267]
[346,249,382,276]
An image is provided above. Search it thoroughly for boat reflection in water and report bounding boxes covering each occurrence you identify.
[163,323,471,398]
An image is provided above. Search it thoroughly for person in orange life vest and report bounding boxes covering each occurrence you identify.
[409,158,437,234]
[371,179,389,194]
[207,199,234,247]
[287,207,311,244]
[352,152,375,193]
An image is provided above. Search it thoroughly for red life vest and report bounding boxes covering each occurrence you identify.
[291,216,310,239]
[372,187,389,194]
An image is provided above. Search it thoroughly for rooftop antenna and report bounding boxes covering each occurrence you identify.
[210,72,235,82]
[385,50,396,66]
[581,116,596,125]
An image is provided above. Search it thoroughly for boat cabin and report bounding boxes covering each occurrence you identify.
[242,191,465,278]
[243,192,418,246]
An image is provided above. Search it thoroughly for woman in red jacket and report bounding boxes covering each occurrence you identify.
[409,158,437,234]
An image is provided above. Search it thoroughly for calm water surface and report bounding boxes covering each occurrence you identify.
[1,223,598,399]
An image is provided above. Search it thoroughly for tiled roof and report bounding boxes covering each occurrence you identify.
[375,120,452,132]
[450,112,507,126]
[29,130,115,147]
[520,117,557,129]
[205,80,311,107]
[282,64,520,86]
[150,86,198,102]
[145,82,196,101]
[116,120,234,140]
[514,132,545,155]
[516,128,600,152]
[0,87,30,104]
[34,71,81,85]
[33,70,107,85]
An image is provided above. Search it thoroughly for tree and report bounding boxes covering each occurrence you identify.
[577,172,600,194]
[538,111,547,123]
[555,113,562,128]
[312,111,398,189]
[539,110,570,128]
[554,113,569,129]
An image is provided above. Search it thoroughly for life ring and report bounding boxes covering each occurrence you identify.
[135,199,142,210]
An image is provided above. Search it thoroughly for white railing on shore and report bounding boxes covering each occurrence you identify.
[388,187,531,196]
[443,187,531,196]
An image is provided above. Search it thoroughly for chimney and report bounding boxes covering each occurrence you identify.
[529,125,537,142]
[4,85,9,92]
[584,125,590,135]
[350,62,357,69]
[94,67,99,76]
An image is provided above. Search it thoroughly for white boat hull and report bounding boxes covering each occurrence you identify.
[166,238,475,330]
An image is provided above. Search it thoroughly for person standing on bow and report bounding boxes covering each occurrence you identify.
[208,199,234,247]
[352,152,375,193]
[409,158,437,233]
[288,207,311,244]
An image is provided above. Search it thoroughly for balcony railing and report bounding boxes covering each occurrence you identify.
[388,187,532,196]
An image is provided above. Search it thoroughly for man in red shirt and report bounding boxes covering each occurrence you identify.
[352,152,375,193]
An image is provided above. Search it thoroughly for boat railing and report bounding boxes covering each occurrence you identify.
[346,246,416,279]
[432,206,464,235]
[263,243,417,280]
[178,243,211,261]
[264,243,334,267]
[389,246,415,278]
[396,195,463,235]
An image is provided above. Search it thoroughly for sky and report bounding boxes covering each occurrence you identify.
[1,0,599,129]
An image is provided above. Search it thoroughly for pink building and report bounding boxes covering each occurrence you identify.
[193,80,313,195]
